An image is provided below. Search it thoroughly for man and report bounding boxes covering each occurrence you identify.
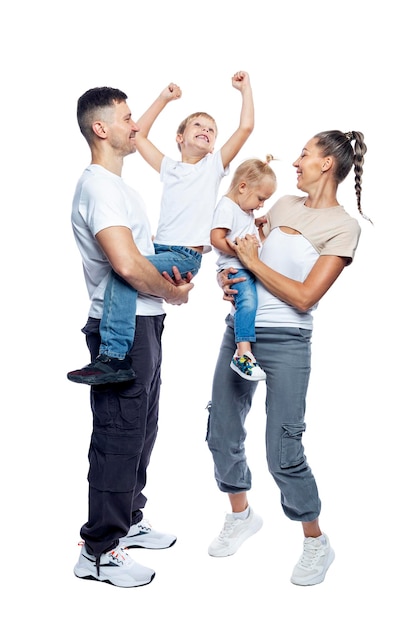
[71,87,193,588]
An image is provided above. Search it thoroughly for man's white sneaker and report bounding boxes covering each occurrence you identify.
[74,542,155,587]
[119,519,177,550]
[208,507,263,557]
[290,534,335,586]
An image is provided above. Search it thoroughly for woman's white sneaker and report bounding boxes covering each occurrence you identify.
[208,507,263,557]
[74,542,155,587]
[290,534,335,586]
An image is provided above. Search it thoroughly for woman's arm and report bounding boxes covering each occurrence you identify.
[227,235,347,311]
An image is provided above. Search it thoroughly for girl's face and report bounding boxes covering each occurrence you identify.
[237,175,276,212]
[292,137,330,191]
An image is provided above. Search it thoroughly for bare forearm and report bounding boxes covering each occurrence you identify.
[239,84,255,135]
[244,257,312,310]
[244,254,346,312]
[119,256,176,298]
[136,95,168,137]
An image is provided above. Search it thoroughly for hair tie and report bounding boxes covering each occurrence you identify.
[345,131,353,141]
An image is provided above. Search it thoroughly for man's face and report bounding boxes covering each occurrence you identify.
[104,100,139,157]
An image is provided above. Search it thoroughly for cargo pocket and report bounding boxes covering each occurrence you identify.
[88,431,143,491]
[280,423,306,469]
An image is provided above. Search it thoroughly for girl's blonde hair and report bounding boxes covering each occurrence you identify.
[228,156,277,193]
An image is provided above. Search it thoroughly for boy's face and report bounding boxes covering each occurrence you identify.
[176,115,217,156]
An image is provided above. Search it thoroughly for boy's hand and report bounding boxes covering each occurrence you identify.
[231,71,250,92]
[161,83,182,103]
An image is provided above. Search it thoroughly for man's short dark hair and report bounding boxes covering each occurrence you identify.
[77,86,128,143]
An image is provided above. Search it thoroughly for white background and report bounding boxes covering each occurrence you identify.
[1,1,415,623]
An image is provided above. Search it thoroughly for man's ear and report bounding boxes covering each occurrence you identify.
[176,132,184,145]
[92,121,107,139]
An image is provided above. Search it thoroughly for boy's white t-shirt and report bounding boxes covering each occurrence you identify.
[211,195,260,270]
[156,151,227,252]
[71,164,165,319]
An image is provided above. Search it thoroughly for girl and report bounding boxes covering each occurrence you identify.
[211,158,277,381]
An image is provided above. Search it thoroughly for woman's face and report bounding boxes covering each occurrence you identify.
[293,138,327,191]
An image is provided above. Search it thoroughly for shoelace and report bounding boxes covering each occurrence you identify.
[298,539,324,569]
[98,547,129,576]
[218,517,239,541]
[78,539,131,577]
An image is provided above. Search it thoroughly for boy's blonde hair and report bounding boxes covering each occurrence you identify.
[176,112,217,152]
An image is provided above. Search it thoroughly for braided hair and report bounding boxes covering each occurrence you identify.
[314,130,372,223]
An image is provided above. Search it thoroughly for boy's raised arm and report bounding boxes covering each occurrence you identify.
[135,83,182,173]
[220,71,254,169]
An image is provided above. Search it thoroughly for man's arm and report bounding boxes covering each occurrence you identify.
[96,226,193,305]
[135,83,182,173]
[220,71,254,169]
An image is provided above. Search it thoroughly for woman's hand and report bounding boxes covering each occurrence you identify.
[227,234,260,270]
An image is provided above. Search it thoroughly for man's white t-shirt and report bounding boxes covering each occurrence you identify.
[71,164,164,318]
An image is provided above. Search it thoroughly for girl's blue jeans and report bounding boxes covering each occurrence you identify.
[229,268,257,344]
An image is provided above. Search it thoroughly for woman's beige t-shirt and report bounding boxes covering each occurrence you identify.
[262,195,361,264]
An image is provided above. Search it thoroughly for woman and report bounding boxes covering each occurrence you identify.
[206,130,369,586]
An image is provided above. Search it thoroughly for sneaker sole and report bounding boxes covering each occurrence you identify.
[67,371,136,385]
[290,547,335,586]
[74,567,155,588]
[230,362,266,382]
[208,515,263,557]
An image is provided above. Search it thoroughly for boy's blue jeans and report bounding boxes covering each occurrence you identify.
[230,268,257,344]
[99,244,201,358]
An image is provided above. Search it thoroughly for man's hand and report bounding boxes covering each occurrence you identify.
[162,266,194,305]
[217,267,246,303]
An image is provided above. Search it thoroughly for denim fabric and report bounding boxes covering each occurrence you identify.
[80,314,165,556]
[229,269,257,343]
[99,246,201,358]
[206,315,321,522]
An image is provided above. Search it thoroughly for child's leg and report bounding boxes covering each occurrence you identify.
[230,270,266,381]
[67,271,136,385]
[147,244,202,279]
[68,246,201,385]
[98,247,200,360]
[99,270,137,359]
[232,270,257,353]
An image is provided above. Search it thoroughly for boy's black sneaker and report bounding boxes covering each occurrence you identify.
[67,354,136,385]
